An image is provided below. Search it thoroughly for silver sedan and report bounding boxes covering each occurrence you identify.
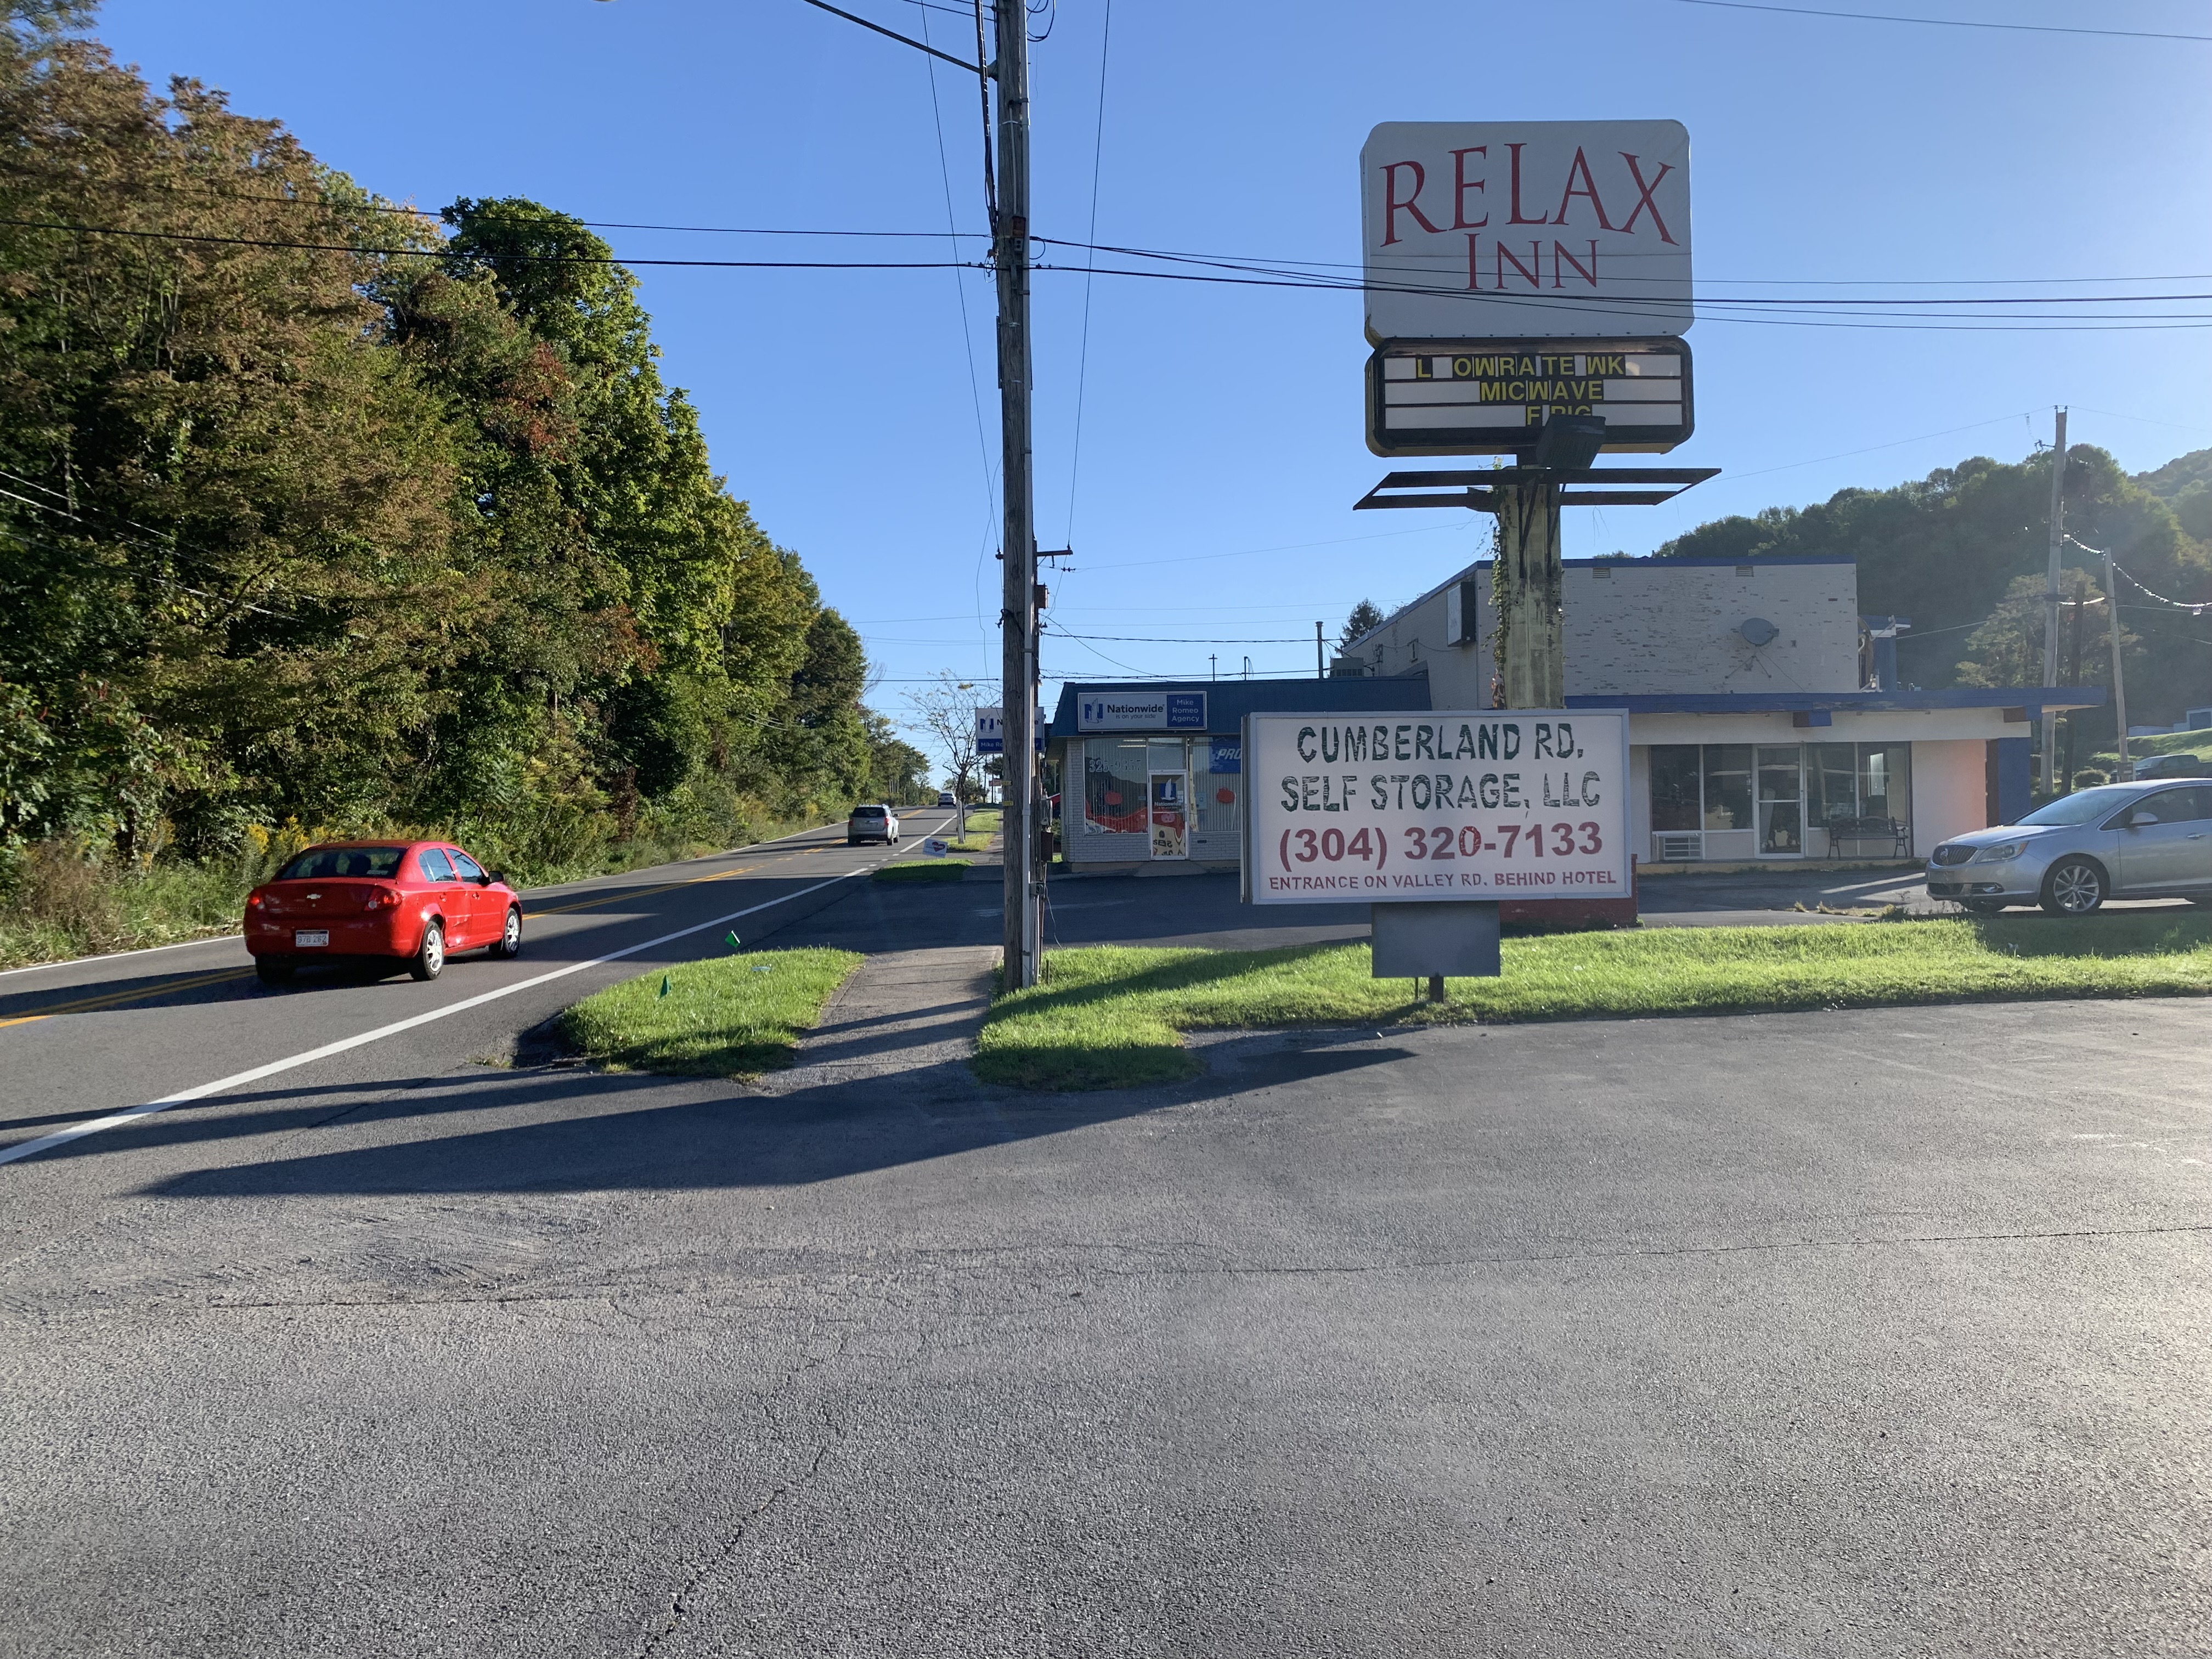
[1925,780,2212,916]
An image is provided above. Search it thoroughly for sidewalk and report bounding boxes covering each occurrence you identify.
[752,944,998,1094]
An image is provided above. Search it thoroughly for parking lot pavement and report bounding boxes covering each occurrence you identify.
[5,980,2208,1656]
[1639,865,2202,925]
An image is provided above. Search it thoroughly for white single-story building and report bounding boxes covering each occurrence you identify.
[1045,680,1426,871]
[1332,552,2102,868]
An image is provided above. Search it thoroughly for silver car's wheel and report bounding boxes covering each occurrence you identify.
[2040,857,2106,917]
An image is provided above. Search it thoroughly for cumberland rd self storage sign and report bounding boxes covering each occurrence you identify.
[1243,710,1630,905]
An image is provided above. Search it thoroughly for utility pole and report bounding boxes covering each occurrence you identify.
[2040,408,2067,795]
[2100,540,2131,780]
[992,0,1041,991]
[2062,591,2085,793]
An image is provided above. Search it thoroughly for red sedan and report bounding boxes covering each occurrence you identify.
[244,840,522,985]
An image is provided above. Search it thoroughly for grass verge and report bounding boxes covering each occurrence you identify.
[559,947,864,1077]
[874,859,972,883]
[975,913,2212,1091]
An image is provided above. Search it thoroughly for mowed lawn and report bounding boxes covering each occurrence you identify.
[975,913,2212,1090]
[561,948,863,1077]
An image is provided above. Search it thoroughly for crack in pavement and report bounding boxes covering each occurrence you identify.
[8,1216,2210,1327]
[632,1349,849,1658]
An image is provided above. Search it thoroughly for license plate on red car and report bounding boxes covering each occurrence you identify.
[294,930,330,947]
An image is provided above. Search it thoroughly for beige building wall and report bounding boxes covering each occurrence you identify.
[1910,739,1993,857]
[1347,557,1863,702]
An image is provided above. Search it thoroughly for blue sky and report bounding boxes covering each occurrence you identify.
[100,1,2212,741]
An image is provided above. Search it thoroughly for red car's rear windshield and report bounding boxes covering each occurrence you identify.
[276,847,405,881]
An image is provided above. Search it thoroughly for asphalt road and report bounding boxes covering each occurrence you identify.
[0,814,963,1232]
[4,842,2210,1656]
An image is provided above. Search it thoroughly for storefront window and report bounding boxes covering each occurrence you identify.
[1808,742,1857,825]
[1702,744,1753,830]
[1193,737,1240,837]
[1756,744,1803,854]
[1860,743,1911,823]
[1652,740,1914,853]
[1650,747,1701,831]
[1083,741,1148,835]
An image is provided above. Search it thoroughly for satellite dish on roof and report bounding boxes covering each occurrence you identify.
[1739,617,1779,647]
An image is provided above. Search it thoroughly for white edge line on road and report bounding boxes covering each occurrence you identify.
[0,811,954,983]
[0,851,928,1169]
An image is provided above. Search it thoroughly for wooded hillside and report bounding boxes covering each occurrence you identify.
[1654,442,2212,734]
[0,4,926,891]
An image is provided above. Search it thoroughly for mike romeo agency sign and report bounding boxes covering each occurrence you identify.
[1242,710,1630,906]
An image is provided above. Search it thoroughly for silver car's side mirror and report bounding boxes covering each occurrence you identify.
[2129,809,2160,828]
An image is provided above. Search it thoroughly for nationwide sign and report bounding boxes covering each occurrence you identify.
[1367,336,1690,456]
[1361,120,1691,342]
[1077,691,1206,733]
[1242,709,1630,906]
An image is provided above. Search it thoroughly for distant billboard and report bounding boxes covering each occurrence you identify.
[976,707,1045,755]
[1361,121,1691,342]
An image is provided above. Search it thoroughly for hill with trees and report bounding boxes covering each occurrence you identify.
[1652,443,2212,736]
[0,2,925,947]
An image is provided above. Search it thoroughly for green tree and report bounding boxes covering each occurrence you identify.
[1339,600,1385,651]
[1656,445,2210,721]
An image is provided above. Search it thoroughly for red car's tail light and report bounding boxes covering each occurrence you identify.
[363,885,402,910]
[247,893,264,910]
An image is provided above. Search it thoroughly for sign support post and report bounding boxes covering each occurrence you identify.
[992,0,1041,991]
[2041,408,2068,796]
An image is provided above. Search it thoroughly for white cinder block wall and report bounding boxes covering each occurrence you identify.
[1348,558,1863,702]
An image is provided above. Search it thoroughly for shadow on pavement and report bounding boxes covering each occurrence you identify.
[137,1059,1184,1197]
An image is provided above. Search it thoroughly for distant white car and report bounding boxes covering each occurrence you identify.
[847,804,900,845]
[936,791,957,807]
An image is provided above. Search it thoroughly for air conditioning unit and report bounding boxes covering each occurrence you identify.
[1654,832,1702,863]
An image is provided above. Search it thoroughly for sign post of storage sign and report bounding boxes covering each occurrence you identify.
[1244,708,1631,988]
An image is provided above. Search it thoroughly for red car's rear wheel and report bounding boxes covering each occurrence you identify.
[409,919,445,981]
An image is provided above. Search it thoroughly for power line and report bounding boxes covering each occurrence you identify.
[1048,631,1319,644]
[917,0,999,590]
[1063,0,1113,549]
[1721,411,2035,480]
[12,212,2211,333]
[0,211,981,269]
[1661,0,2212,44]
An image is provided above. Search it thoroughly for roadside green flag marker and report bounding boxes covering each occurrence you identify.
[725,931,741,951]
[659,974,671,998]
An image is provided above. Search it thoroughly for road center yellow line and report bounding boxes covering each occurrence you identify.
[0,966,257,1031]
[522,859,767,920]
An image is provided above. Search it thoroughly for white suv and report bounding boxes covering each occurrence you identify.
[847,804,900,845]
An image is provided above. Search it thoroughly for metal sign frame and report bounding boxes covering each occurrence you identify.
[1367,337,1692,458]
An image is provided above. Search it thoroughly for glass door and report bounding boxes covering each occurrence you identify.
[1148,771,1188,859]
[1757,744,1805,856]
